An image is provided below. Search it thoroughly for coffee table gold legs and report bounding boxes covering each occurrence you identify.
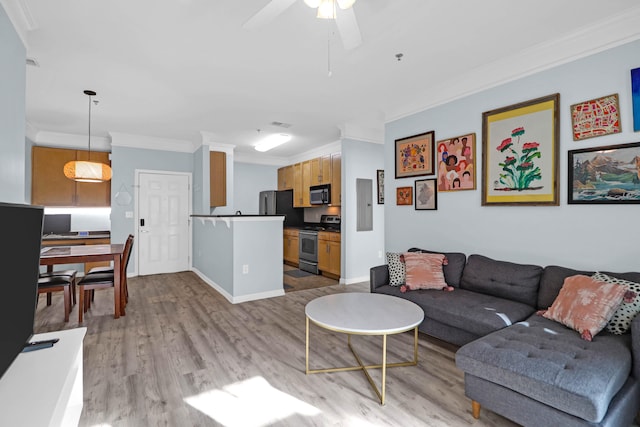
[306,316,419,405]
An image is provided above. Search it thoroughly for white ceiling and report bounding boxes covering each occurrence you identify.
[5,0,640,162]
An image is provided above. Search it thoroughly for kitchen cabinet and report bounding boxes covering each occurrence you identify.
[31,146,111,207]
[210,151,227,207]
[318,231,340,277]
[330,152,341,206]
[277,165,294,190]
[310,155,331,186]
[292,163,303,207]
[283,228,299,265]
[302,160,312,207]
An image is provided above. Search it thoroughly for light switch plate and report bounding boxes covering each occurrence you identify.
[125,211,133,218]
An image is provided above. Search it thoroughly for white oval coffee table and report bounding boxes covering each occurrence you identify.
[305,293,424,405]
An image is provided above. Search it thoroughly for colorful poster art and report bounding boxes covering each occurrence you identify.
[632,68,640,132]
[570,94,621,141]
[394,131,434,178]
[436,133,476,192]
[396,186,413,205]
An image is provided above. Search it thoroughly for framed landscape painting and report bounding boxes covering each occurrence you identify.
[395,131,435,179]
[570,94,621,141]
[415,179,437,210]
[436,133,476,192]
[482,93,560,206]
[568,142,640,204]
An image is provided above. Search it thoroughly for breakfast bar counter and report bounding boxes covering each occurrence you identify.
[191,215,284,303]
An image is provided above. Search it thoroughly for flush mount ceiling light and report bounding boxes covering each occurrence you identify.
[63,90,112,183]
[304,0,356,19]
[254,134,292,152]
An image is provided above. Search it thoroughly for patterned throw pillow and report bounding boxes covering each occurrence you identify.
[386,252,405,286]
[401,252,453,292]
[593,272,640,335]
[541,275,628,341]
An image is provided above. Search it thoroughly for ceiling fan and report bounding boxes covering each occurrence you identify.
[243,0,362,50]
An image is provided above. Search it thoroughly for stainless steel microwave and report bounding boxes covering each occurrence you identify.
[310,184,331,205]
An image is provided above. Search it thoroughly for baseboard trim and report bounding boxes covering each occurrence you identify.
[341,275,369,285]
[191,268,285,304]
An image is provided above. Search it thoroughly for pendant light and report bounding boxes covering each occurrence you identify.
[63,90,112,183]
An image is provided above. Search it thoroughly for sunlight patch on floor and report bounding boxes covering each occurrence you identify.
[185,376,321,427]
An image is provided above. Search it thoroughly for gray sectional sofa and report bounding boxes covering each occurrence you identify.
[369,249,640,427]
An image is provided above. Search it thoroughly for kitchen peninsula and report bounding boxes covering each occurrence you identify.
[191,214,284,303]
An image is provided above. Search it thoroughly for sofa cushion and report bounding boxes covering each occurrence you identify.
[388,286,535,337]
[407,248,466,287]
[455,315,632,423]
[386,252,405,286]
[593,272,640,335]
[538,266,640,310]
[460,254,542,307]
[403,252,449,290]
[542,275,628,341]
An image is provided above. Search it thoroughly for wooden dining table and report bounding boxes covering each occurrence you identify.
[40,243,126,319]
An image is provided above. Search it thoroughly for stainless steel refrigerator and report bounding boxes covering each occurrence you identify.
[259,190,304,227]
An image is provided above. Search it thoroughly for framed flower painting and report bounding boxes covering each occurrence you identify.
[482,93,560,206]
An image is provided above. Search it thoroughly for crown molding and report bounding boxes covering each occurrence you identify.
[0,0,37,48]
[110,132,196,153]
[288,140,342,165]
[386,5,640,123]
[32,130,111,151]
[339,122,384,144]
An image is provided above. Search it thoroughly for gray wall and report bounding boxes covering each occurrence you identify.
[0,6,26,203]
[233,162,278,215]
[192,145,209,215]
[111,146,193,274]
[342,138,385,283]
[385,38,640,272]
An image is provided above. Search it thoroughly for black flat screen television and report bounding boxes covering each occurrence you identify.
[0,202,43,381]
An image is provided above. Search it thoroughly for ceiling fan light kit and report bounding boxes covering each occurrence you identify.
[63,90,113,183]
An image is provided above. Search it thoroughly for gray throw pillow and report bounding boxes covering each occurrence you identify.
[386,252,405,286]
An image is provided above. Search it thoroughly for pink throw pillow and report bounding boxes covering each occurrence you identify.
[401,252,453,292]
[541,275,627,341]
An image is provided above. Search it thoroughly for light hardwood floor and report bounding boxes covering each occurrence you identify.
[35,272,518,427]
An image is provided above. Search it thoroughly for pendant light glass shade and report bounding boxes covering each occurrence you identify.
[317,0,335,19]
[63,160,112,183]
[64,90,112,183]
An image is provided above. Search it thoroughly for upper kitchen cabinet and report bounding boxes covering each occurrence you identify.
[302,160,312,207]
[31,146,111,207]
[330,153,341,206]
[311,155,331,186]
[210,151,227,207]
[292,163,303,207]
[277,165,294,190]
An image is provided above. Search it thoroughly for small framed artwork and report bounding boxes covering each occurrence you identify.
[568,142,640,204]
[396,186,413,205]
[376,169,384,204]
[632,68,640,132]
[570,94,621,141]
[415,179,437,210]
[395,131,435,179]
[436,133,476,192]
[482,93,560,206]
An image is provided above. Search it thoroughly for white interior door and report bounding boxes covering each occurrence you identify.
[138,172,190,275]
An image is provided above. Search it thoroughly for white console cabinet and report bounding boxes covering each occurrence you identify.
[0,328,86,427]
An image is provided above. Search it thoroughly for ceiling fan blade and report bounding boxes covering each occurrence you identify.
[243,0,298,30]
[335,6,362,50]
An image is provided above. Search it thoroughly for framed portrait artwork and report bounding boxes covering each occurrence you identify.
[482,93,560,206]
[570,93,621,141]
[395,131,435,179]
[396,187,413,205]
[436,133,476,192]
[568,142,640,204]
[376,169,384,204]
[415,179,437,210]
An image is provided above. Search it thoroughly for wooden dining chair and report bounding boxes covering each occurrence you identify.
[84,234,134,304]
[39,269,77,306]
[37,271,77,322]
[77,234,134,322]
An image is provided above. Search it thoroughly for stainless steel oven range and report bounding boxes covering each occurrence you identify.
[298,230,319,274]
